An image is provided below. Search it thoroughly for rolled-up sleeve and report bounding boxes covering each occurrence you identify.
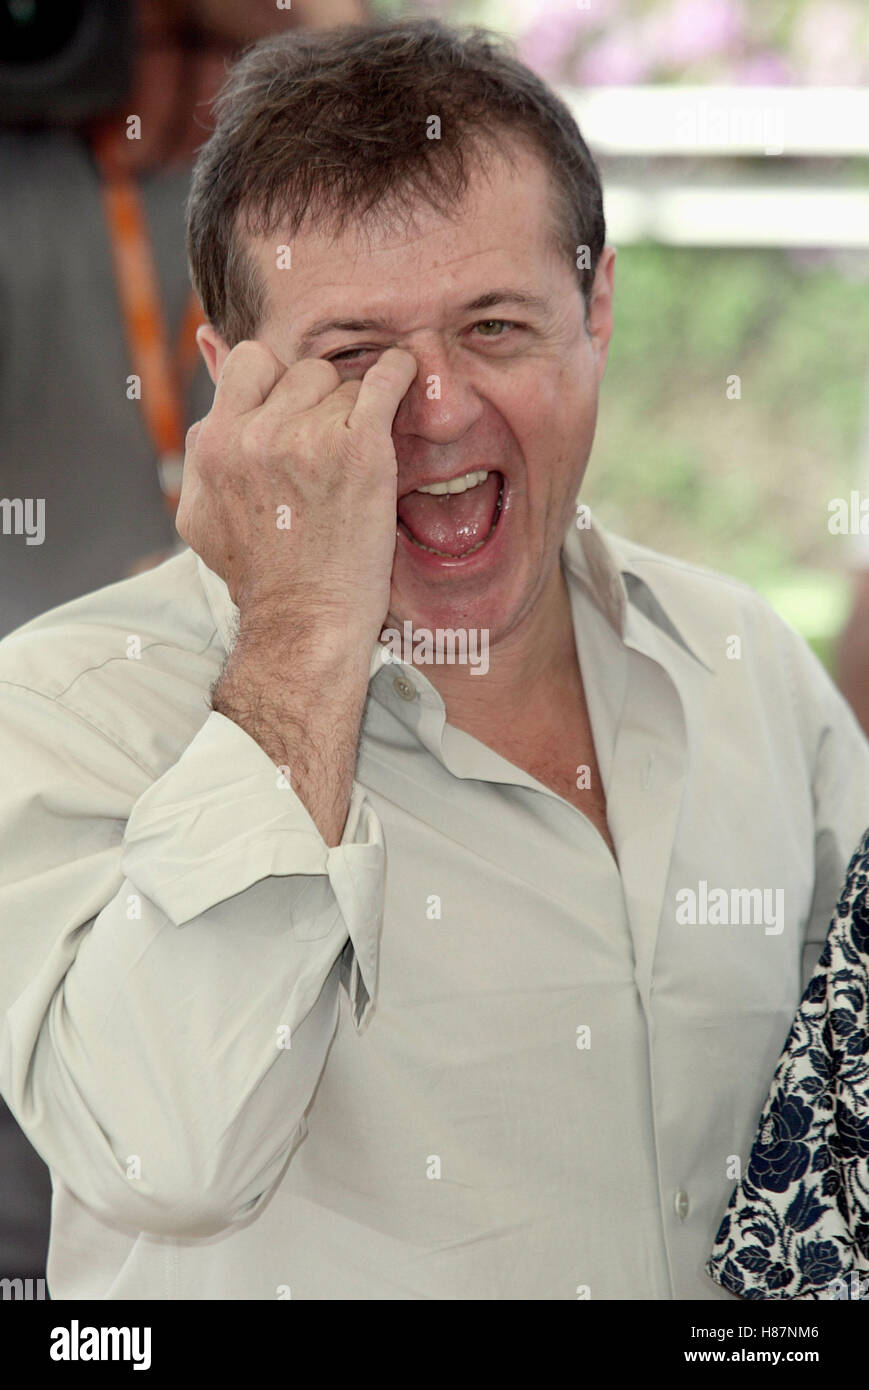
[0,689,385,1238]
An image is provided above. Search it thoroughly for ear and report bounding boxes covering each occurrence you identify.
[196,323,231,386]
[587,244,616,383]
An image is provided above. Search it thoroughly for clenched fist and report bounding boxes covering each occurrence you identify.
[177,341,418,639]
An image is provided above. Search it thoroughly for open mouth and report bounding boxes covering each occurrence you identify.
[396,469,504,559]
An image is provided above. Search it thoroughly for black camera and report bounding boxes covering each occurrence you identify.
[0,0,133,126]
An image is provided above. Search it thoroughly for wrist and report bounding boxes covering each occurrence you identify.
[216,616,373,702]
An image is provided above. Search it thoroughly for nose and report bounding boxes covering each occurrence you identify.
[392,340,485,446]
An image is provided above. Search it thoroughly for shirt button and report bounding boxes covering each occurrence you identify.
[393,675,417,701]
[674,1189,690,1221]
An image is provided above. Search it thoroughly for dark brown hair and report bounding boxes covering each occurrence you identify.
[186,18,606,346]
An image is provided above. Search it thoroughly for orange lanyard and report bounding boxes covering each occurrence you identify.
[91,122,204,517]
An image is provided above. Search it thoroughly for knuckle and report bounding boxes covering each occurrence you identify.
[333,429,372,473]
[188,414,219,466]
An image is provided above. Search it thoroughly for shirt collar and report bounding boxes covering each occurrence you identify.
[195,507,715,686]
[561,513,715,672]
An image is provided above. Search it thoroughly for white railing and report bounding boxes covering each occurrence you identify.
[559,86,869,246]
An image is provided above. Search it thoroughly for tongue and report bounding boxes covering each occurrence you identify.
[397,472,501,556]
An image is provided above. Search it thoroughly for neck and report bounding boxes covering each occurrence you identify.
[420,559,582,732]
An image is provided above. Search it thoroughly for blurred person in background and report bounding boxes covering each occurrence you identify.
[0,0,365,1290]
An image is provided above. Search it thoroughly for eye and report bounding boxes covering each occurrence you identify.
[326,346,376,363]
[472,319,516,339]
[325,319,520,362]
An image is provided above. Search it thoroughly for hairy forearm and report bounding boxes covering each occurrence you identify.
[211,618,374,847]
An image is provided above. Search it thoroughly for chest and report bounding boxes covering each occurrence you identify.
[520,750,614,854]
[468,716,616,858]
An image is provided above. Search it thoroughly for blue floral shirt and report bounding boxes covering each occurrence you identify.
[706,828,869,1299]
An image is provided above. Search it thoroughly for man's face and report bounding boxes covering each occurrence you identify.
[215,139,614,646]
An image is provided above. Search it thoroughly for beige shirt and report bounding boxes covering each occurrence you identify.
[1,516,868,1300]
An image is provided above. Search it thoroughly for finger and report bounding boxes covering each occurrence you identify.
[212,340,288,416]
[307,376,363,424]
[347,348,417,438]
[264,356,348,416]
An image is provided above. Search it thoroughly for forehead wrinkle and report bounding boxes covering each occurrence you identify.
[292,281,553,358]
[264,165,564,355]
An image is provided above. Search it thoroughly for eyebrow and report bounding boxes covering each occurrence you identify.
[295,288,550,356]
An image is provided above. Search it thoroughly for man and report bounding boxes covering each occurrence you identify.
[1,19,868,1301]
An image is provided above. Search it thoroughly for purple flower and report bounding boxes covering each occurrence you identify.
[517,3,603,82]
[577,31,650,85]
[732,53,794,86]
[642,0,746,68]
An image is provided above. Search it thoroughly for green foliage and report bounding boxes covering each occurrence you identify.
[586,244,869,658]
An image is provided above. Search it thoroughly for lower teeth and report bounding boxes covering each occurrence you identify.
[405,484,503,558]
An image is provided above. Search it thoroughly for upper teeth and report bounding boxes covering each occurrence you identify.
[415,470,489,496]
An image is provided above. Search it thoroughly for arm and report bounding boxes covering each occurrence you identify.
[176,340,418,846]
[0,342,416,1237]
[211,614,372,849]
[0,680,383,1239]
